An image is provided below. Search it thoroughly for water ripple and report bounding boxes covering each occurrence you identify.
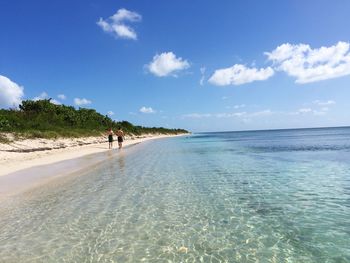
[0,129,350,262]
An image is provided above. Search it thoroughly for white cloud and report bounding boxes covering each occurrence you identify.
[51,99,61,105]
[265,41,350,83]
[111,8,142,23]
[216,112,247,118]
[182,113,212,119]
[33,92,48,101]
[107,111,114,116]
[114,24,137,39]
[233,104,246,109]
[139,106,156,114]
[0,75,24,108]
[97,8,141,40]
[182,111,248,119]
[290,100,335,116]
[208,64,274,86]
[97,19,137,40]
[96,19,111,32]
[74,98,92,106]
[34,92,62,104]
[249,109,273,117]
[147,52,190,77]
[313,100,336,106]
[290,106,331,116]
[57,94,66,100]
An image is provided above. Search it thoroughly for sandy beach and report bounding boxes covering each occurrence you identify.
[0,133,183,177]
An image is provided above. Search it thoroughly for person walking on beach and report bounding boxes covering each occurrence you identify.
[107,128,114,149]
[116,128,125,149]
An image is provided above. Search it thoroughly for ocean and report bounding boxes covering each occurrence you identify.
[0,127,350,262]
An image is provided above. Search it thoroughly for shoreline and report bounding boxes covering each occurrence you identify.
[0,133,187,177]
[0,134,187,199]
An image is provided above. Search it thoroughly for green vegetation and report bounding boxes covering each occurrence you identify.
[0,134,10,143]
[0,99,188,139]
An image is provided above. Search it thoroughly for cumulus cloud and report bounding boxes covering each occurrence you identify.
[74,98,92,106]
[139,106,155,114]
[147,52,190,77]
[113,24,137,39]
[111,8,142,23]
[265,41,350,83]
[208,64,274,86]
[107,111,114,116]
[97,8,141,40]
[0,75,24,108]
[57,94,66,100]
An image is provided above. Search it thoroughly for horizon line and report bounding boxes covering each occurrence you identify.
[195,125,350,134]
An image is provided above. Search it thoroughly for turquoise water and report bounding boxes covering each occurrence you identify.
[1,127,350,262]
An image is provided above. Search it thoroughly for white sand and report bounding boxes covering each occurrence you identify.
[0,134,182,177]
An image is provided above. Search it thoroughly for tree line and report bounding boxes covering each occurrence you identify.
[0,99,188,139]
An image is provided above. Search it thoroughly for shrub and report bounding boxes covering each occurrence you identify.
[0,99,188,138]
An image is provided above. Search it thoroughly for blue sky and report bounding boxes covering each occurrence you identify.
[1,0,350,132]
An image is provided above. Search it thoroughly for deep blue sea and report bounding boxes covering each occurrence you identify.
[0,127,350,262]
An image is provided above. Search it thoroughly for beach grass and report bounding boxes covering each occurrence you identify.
[0,129,105,144]
[13,129,103,140]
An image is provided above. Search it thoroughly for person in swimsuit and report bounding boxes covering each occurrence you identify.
[107,128,114,149]
[116,128,125,149]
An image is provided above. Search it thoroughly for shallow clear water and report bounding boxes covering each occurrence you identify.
[1,127,350,262]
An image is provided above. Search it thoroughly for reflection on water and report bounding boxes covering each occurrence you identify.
[0,128,350,262]
[117,151,126,174]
